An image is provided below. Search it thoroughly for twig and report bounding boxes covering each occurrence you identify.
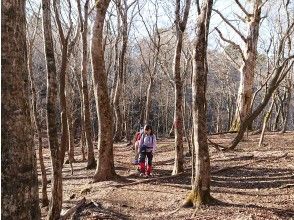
[207,138,226,151]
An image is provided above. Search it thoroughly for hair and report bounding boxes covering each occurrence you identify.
[144,124,153,135]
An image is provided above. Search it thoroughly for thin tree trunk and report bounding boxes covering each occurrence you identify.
[259,96,275,147]
[183,0,213,208]
[77,0,96,169]
[28,39,49,207]
[144,77,154,125]
[92,0,116,182]
[42,0,64,218]
[281,85,292,133]
[59,44,70,165]
[2,1,41,218]
[172,0,191,175]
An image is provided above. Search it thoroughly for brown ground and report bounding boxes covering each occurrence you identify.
[39,132,294,220]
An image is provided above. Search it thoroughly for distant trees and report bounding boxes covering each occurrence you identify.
[2,0,40,218]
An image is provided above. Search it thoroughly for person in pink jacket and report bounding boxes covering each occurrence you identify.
[138,125,157,176]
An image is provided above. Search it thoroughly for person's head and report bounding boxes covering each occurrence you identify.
[144,125,153,135]
[139,126,144,133]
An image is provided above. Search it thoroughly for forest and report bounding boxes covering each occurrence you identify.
[1,0,294,219]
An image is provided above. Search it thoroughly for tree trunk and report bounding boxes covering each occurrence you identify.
[230,0,262,131]
[172,37,184,174]
[281,85,292,133]
[78,0,96,169]
[172,0,191,175]
[59,44,70,165]
[144,77,154,125]
[2,1,41,218]
[183,0,213,208]
[42,0,63,218]
[28,38,49,207]
[259,96,275,147]
[228,55,294,150]
[91,0,116,182]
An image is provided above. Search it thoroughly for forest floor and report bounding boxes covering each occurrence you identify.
[38,132,294,220]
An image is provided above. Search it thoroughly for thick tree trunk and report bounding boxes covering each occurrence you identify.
[42,0,63,218]
[230,0,262,131]
[92,0,116,182]
[183,0,213,208]
[1,1,41,218]
[228,56,294,150]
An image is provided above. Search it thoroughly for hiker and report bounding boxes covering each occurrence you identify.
[138,125,157,176]
[132,127,143,165]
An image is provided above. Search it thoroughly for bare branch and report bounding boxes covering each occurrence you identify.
[234,0,249,16]
[215,27,245,62]
[213,9,247,43]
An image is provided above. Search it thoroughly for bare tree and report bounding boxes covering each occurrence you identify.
[42,0,64,218]
[214,0,264,131]
[183,0,213,208]
[228,20,294,150]
[26,5,49,207]
[172,0,191,175]
[92,0,117,182]
[77,0,96,169]
[2,1,41,219]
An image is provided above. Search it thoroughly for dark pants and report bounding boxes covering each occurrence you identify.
[139,151,153,165]
[139,151,153,174]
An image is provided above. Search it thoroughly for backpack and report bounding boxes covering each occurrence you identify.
[135,132,142,142]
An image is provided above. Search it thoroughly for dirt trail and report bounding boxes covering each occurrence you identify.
[39,132,294,219]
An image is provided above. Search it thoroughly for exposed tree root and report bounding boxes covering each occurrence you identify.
[60,197,86,220]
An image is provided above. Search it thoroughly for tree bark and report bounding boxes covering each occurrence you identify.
[281,83,292,133]
[258,96,275,147]
[42,0,64,218]
[144,77,154,125]
[28,36,49,207]
[183,0,213,208]
[230,0,262,131]
[77,0,96,169]
[172,0,191,175]
[2,1,41,218]
[228,56,294,150]
[92,0,116,182]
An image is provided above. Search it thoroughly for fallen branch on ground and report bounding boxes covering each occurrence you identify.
[59,197,86,220]
[207,138,226,151]
[279,184,294,189]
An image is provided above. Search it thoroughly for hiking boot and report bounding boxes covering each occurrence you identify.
[146,172,153,177]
